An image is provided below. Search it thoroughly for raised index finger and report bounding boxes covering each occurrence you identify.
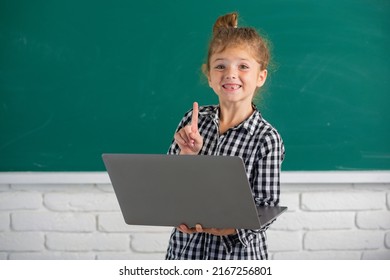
[191,102,199,133]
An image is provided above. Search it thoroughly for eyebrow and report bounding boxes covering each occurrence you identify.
[212,57,251,63]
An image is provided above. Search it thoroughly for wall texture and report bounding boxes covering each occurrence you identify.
[0,173,389,260]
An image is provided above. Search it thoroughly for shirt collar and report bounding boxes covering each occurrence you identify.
[200,104,263,135]
[242,104,263,135]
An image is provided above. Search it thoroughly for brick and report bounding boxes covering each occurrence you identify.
[362,250,390,260]
[130,233,171,253]
[353,184,390,191]
[97,252,165,260]
[387,193,390,209]
[44,193,119,211]
[270,211,355,230]
[0,184,10,191]
[98,213,132,232]
[304,230,383,250]
[45,233,129,251]
[12,212,96,232]
[0,213,10,231]
[267,231,301,251]
[0,192,42,210]
[9,252,95,260]
[98,213,172,233]
[0,232,44,251]
[302,192,385,211]
[356,211,390,229]
[11,184,95,192]
[279,193,299,211]
[95,184,115,193]
[284,184,355,194]
[272,251,361,260]
[385,232,390,248]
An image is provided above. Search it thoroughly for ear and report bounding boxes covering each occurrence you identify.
[256,69,268,88]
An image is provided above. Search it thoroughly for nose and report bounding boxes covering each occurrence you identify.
[225,66,237,80]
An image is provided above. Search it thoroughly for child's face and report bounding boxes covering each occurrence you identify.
[207,46,267,105]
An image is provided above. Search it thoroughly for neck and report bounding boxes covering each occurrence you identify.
[218,101,254,134]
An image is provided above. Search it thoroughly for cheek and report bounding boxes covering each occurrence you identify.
[208,74,220,88]
[208,78,216,88]
[207,75,213,87]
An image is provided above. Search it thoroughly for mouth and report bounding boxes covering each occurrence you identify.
[222,84,242,90]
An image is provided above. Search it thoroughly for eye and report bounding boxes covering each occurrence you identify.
[214,64,225,70]
[239,64,250,70]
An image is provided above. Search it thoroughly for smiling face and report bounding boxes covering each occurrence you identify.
[207,46,267,106]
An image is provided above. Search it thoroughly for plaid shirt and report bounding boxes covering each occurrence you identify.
[165,105,285,260]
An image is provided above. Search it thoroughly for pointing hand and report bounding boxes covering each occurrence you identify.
[174,102,203,155]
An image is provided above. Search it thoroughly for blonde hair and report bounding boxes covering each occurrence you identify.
[203,12,270,77]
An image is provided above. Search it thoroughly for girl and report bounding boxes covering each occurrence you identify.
[165,12,285,260]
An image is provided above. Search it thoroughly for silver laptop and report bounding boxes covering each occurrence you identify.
[102,154,287,229]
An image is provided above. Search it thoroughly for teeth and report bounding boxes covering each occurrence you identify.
[223,84,241,90]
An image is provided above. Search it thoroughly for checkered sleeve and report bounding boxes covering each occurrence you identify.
[254,128,285,207]
[234,128,285,245]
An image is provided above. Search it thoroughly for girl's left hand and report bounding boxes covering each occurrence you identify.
[177,224,236,236]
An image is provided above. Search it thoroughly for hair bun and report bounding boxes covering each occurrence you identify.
[213,12,238,35]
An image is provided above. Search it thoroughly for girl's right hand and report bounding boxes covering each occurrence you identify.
[174,102,203,155]
[177,223,236,236]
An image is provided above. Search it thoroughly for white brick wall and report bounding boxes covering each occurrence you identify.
[0,172,389,260]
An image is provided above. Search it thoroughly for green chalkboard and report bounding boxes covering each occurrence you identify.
[1,0,389,171]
